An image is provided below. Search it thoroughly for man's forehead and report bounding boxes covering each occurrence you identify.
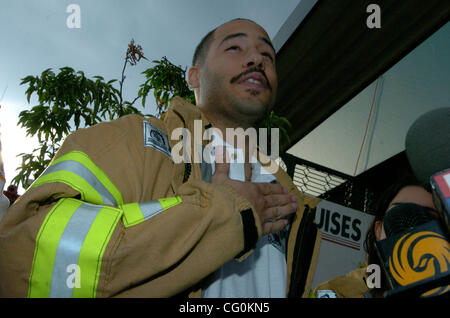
[214,20,271,45]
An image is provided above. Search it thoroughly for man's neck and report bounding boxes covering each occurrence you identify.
[199,108,257,162]
[200,106,250,129]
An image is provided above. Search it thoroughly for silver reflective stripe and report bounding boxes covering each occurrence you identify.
[138,201,164,220]
[49,203,101,298]
[42,160,117,206]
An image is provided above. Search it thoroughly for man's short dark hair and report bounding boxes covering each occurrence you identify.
[192,18,258,66]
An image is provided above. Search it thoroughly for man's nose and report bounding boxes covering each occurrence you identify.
[243,48,264,69]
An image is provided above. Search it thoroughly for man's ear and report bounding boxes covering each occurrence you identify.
[188,66,200,89]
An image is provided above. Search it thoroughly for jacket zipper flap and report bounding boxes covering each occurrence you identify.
[287,205,318,298]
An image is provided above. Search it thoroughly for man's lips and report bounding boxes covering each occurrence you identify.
[231,69,272,91]
[238,72,267,88]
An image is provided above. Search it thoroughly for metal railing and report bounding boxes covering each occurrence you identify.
[279,152,377,214]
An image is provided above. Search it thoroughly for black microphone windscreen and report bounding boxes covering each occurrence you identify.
[405,108,450,184]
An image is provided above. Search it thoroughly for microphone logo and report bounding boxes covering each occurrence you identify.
[388,231,450,296]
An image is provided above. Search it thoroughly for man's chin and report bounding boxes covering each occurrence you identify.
[232,98,271,120]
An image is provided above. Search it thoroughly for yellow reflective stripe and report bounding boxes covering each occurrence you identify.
[32,171,103,205]
[28,198,122,298]
[122,196,182,228]
[158,196,182,210]
[31,151,123,206]
[73,205,122,298]
[51,151,123,205]
[122,203,144,227]
[29,199,82,298]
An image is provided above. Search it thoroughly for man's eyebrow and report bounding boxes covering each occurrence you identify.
[259,36,276,54]
[219,32,247,46]
[220,32,275,53]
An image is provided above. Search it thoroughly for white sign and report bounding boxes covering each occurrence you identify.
[311,200,374,289]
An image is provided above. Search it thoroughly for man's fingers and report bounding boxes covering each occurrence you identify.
[213,146,230,175]
[244,162,252,182]
[263,203,297,223]
[264,194,297,208]
[257,182,288,195]
[261,201,297,234]
[262,219,289,235]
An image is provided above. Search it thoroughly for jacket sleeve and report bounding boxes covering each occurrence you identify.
[313,267,369,298]
[0,115,262,298]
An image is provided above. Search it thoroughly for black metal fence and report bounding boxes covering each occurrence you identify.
[279,152,414,216]
[280,151,415,216]
[279,152,349,198]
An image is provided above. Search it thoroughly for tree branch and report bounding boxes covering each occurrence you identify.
[118,56,128,116]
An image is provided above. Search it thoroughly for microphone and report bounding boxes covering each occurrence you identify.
[405,108,450,184]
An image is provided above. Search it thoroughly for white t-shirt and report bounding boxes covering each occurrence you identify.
[201,133,287,298]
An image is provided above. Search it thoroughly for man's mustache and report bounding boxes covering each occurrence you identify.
[230,67,272,91]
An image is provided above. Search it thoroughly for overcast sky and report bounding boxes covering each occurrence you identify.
[0,0,301,187]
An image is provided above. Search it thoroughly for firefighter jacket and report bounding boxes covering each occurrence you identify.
[0,97,322,298]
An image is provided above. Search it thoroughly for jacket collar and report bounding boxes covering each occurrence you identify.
[165,96,213,150]
[166,96,211,127]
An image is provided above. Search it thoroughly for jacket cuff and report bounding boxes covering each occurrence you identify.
[235,208,259,259]
[218,184,262,259]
